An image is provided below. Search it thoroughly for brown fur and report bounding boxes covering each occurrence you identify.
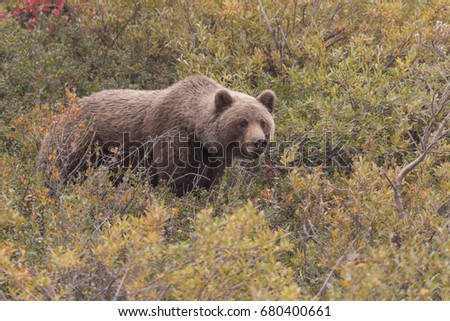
[38,76,275,196]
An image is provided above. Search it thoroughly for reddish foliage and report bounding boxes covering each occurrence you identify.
[5,0,65,29]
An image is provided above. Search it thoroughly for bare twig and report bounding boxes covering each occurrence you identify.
[279,24,291,53]
[406,130,420,150]
[301,4,307,28]
[326,1,344,29]
[392,84,450,218]
[315,255,345,298]
[258,0,279,50]
[111,3,141,49]
[292,0,298,33]
[113,266,130,301]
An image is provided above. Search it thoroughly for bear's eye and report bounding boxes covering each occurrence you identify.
[239,120,249,128]
[260,120,267,131]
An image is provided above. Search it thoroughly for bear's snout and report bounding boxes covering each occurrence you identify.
[253,138,268,154]
[242,138,268,158]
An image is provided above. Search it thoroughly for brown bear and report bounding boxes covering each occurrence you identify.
[38,76,275,196]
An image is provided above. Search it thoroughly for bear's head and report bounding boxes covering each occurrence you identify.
[209,88,276,162]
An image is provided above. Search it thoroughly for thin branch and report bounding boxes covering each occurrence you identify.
[113,266,130,301]
[258,0,279,50]
[422,89,449,149]
[315,255,345,298]
[111,3,141,49]
[383,173,396,190]
[393,84,450,218]
[406,130,420,150]
[279,24,291,54]
[326,1,344,29]
[301,4,307,28]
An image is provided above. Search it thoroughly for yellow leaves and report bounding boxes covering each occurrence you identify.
[433,163,450,192]
[108,146,119,153]
[92,236,126,268]
[170,206,181,216]
[38,275,51,288]
[251,48,267,69]
[0,197,20,226]
[157,202,298,300]
[92,202,167,270]
[419,288,430,299]
[330,229,340,242]
[280,145,299,168]
[50,246,84,270]
[0,246,50,300]
[220,0,245,20]
[330,239,450,300]
[91,202,295,300]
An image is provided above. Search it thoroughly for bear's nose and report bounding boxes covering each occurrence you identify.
[254,139,268,153]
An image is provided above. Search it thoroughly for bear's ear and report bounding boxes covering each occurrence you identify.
[215,89,233,112]
[257,90,276,114]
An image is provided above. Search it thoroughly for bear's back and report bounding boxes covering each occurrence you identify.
[79,89,161,141]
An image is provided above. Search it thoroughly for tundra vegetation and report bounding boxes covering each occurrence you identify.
[1,0,449,300]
